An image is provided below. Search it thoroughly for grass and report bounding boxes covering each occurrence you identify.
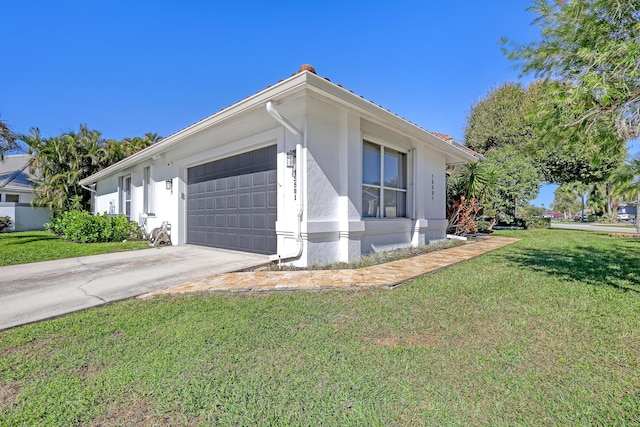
[1,229,639,425]
[0,231,151,266]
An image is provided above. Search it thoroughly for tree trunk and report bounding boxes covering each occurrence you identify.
[636,191,640,233]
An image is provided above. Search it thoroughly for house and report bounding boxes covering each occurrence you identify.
[79,65,479,266]
[0,154,51,231]
[617,201,637,220]
[542,211,563,220]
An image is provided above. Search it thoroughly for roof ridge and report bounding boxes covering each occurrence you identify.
[0,160,30,189]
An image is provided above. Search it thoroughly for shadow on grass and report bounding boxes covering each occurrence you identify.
[1,233,59,245]
[504,240,640,293]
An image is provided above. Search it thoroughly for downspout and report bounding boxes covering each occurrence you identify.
[80,184,97,215]
[266,101,304,264]
[80,184,96,193]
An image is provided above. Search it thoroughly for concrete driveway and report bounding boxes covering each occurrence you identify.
[0,245,269,330]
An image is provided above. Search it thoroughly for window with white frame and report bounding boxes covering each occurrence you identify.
[119,175,132,218]
[362,140,407,218]
[143,166,151,213]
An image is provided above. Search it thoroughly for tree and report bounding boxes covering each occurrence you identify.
[552,184,581,220]
[530,80,627,184]
[464,82,538,154]
[611,157,640,232]
[0,118,17,161]
[483,147,541,222]
[21,125,160,214]
[466,81,626,186]
[506,0,640,140]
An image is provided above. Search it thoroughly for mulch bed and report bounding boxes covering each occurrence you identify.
[609,232,640,239]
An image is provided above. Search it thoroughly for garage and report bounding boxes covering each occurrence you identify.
[186,145,277,254]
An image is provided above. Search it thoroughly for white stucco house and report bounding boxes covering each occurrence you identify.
[0,154,51,231]
[80,65,479,266]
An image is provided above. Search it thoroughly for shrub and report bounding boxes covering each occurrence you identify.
[476,220,494,233]
[0,216,11,232]
[47,211,143,243]
[523,217,551,229]
[447,197,481,235]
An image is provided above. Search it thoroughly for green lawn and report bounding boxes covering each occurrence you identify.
[0,231,150,266]
[1,229,639,425]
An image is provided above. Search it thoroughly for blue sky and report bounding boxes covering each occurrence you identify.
[2,1,562,206]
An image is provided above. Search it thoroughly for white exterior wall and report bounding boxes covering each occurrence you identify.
[295,96,450,266]
[0,203,50,231]
[0,190,35,204]
[87,73,468,267]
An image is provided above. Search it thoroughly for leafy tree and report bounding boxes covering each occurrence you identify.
[464,82,538,154]
[506,0,640,140]
[483,147,541,222]
[531,80,627,184]
[611,157,640,232]
[552,184,581,219]
[0,118,17,161]
[21,125,160,214]
[466,81,625,186]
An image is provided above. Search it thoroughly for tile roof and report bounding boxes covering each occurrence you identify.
[81,65,483,184]
[163,65,483,160]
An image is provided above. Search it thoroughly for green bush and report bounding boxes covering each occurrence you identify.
[0,216,11,232]
[523,217,551,229]
[476,220,494,233]
[47,211,143,243]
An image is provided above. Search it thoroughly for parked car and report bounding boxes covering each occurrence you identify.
[618,212,631,221]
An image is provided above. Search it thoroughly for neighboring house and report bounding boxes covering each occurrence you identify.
[542,211,563,220]
[617,201,637,220]
[0,154,51,231]
[80,65,480,266]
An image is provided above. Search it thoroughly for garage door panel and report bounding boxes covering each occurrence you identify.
[239,174,251,188]
[238,194,251,208]
[253,213,266,229]
[187,145,276,254]
[253,192,266,208]
[253,171,266,186]
[238,214,251,229]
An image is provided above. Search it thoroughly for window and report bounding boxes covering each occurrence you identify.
[5,194,19,203]
[119,175,131,218]
[143,166,151,213]
[362,140,407,218]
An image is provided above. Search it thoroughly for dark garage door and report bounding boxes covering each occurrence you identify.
[187,146,277,254]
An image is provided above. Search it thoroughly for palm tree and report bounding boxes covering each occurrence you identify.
[0,118,17,161]
[612,158,640,233]
[22,125,106,214]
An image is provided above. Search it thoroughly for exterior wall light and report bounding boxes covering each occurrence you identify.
[286,150,296,168]
[165,179,173,191]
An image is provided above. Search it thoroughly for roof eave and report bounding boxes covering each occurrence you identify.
[302,73,479,164]
[80,72,311,185]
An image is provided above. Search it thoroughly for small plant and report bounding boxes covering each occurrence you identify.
[599,212,619,224]
[0,216,12,232]
[447,196,481,235]
[47,211,143,243]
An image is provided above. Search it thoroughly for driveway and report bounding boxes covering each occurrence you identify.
[0,245,269,330]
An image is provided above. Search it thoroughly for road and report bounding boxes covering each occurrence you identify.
[551,222,638,233]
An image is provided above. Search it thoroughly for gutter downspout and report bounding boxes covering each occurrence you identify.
[80,184,96,193]
[80,184,97,215]
[266,101,303,264]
